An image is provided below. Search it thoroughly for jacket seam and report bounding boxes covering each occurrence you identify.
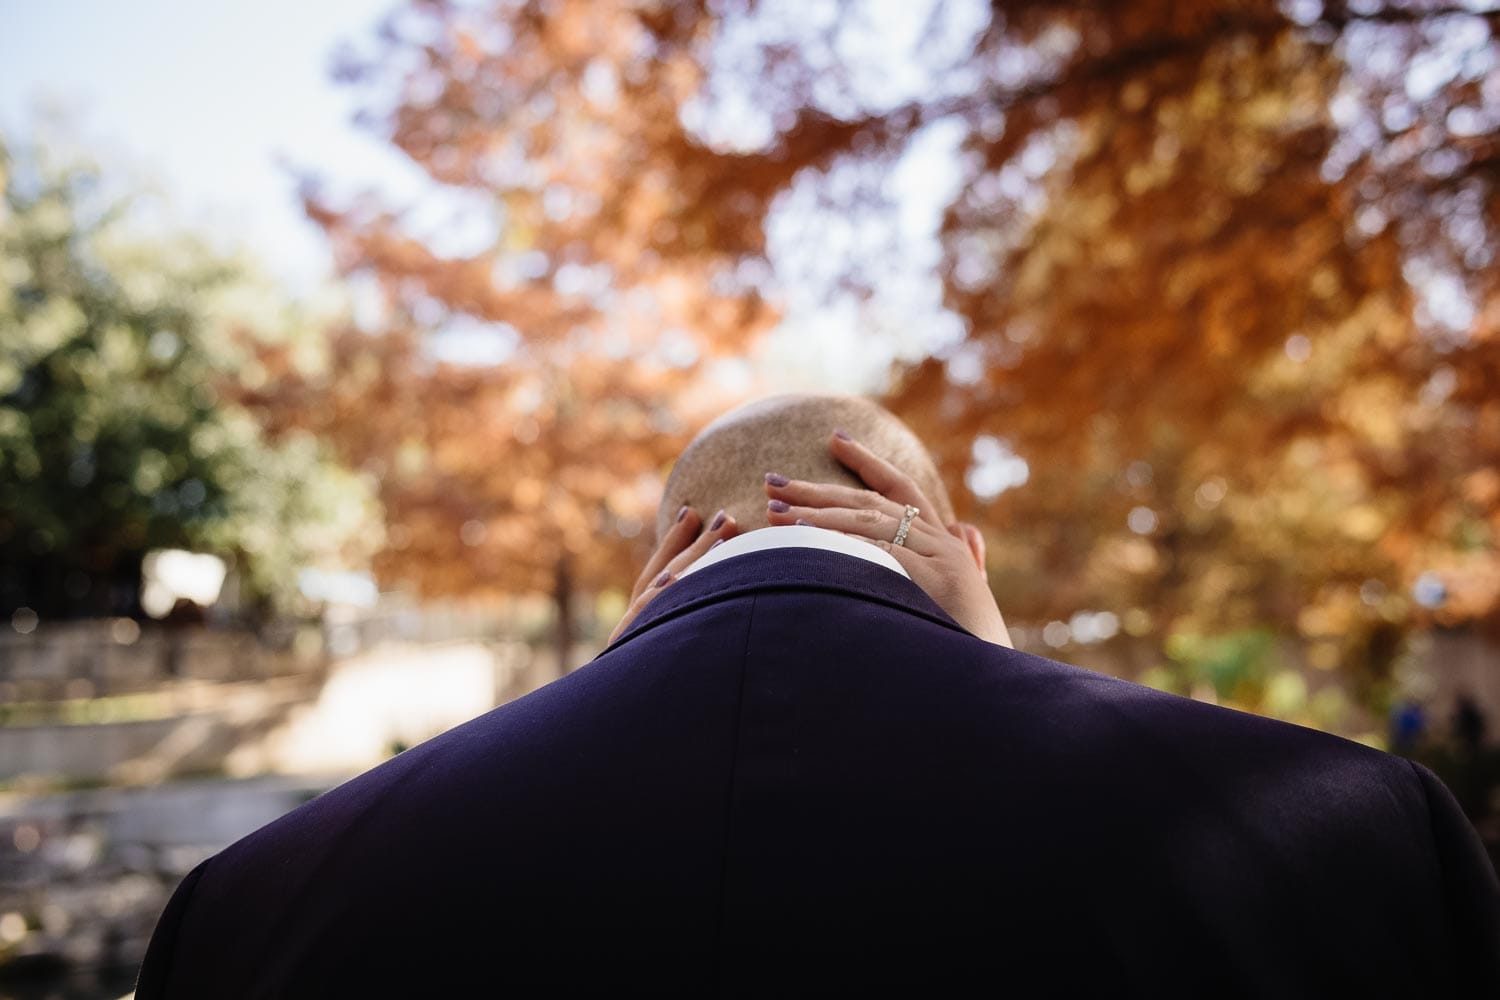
[712,592,756,986]
[1405,758,1456,942]
[134,856,212,998]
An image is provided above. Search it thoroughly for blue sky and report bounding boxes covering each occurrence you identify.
[1,0,421,291]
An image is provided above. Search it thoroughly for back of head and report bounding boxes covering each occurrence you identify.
[655,393,955,544]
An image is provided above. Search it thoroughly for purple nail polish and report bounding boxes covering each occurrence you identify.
[654,570,671,587]
[676,504,689,523]
[795,518,812,526]
[764,472,789,487]
[833,428,852,441]
[709,510,726,530]
[768,499,790,513]
[709,538,725,550]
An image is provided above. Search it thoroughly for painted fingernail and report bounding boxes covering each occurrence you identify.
[764,472,789,487]
[833,428,852,441]
[710,509,726,530]
[709,538,726,550]
[654,570,671,587]
[795,518,812,526]
[676,504,689,523]
[768,499,790,513]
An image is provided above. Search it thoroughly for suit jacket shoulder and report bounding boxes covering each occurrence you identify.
[137,547,1500,997]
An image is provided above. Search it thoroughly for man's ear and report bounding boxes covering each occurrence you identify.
[947,521,986,572]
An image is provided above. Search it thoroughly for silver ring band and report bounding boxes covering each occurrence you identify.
[892,505,919,547]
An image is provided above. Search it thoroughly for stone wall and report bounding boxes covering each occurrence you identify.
[0,620,321,704]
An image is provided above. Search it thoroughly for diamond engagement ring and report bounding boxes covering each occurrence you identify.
[892,504,919,547]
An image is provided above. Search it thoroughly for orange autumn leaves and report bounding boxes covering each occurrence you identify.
[252,0,1496,695]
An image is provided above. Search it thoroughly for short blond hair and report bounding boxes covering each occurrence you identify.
[655,393,955,544]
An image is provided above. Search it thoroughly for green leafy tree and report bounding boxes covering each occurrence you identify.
[0,130,379,621]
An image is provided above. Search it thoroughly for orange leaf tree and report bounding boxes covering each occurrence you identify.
[248,0,811,661]
[261,0,1498,715]
[881,2,1500,719]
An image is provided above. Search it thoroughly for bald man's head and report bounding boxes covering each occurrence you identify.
[655,393,955,544]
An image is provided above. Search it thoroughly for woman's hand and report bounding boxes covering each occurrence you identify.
[763,430,1012,647]
[607,505,740,645]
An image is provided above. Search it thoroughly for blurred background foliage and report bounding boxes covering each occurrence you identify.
[259,0,1498,729]
[0,136,381,620]
[6,0,1500,730]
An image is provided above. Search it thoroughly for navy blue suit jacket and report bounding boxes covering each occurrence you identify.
[138,547,1500,997]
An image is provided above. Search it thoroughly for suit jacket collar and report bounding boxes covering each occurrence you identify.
[595,546,973,659]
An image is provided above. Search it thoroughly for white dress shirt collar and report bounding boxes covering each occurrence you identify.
[676,523,910,580]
